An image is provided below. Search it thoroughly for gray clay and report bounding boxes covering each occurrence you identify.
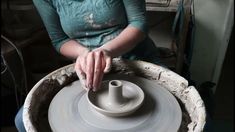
[48,75,182,132]
[87,80,145,117]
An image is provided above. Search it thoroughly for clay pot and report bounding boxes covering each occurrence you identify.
[87,80,145,117]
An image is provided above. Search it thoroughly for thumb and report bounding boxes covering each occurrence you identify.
[104,56,111,73]
[75,62,87,90]
[101,50,112,73]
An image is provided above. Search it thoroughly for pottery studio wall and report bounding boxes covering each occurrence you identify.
[190,0,234,92]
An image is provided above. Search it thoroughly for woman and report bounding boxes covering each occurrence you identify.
[15,0,160,131]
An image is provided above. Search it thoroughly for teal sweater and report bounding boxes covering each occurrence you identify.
[33,0,159,62]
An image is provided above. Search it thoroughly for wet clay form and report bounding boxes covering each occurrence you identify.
[87,80,145,117]
[48,75,182,132]
[23,58,206,132]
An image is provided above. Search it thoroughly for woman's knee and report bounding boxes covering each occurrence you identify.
[15,106,26,132]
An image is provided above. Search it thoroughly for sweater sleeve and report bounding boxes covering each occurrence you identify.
[122,0,148,34]
[32,0,70,52]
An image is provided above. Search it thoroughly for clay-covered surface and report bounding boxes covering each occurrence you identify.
[48,75,182,132]
[87,80,145,117]
[23,58,206,132]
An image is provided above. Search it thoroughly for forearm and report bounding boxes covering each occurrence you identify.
[98,26,146,58]
[60,40,89,59]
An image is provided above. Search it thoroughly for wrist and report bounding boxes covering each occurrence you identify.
[77,46,90,56]
[94,47,113,58]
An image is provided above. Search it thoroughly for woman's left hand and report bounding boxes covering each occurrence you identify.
[75,49,112,92]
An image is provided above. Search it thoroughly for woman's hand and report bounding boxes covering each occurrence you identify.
[75,49,112,92]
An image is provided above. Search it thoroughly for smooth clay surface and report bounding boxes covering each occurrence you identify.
[48,74,182,132]
[87,80,145,117]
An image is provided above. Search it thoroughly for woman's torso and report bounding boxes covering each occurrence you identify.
[51,0,127,49]
[50,0,159,63]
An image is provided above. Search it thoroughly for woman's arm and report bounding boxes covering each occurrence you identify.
[59,40,89,59]
[98,26,145,58]
[33,0,88,59]
[78,0,148,91]
[96,0,147,57]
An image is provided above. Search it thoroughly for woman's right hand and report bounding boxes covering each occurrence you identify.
[75,49,112,92]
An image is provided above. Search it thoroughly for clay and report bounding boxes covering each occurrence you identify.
[48,75,182,132]
[23,58,206,132]
[87,80,145,117]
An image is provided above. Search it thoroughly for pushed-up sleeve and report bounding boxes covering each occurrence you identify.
[33,0,70,52]
[122,0,147,34]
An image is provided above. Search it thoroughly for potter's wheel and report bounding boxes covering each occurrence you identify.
[48,75,182,132]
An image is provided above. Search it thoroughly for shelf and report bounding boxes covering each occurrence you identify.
[146,0,192,73]
[146,0,191,12]
[147,12,177,69]
[148,12,175,49]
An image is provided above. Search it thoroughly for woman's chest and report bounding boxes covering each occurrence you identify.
[52,0,127,35]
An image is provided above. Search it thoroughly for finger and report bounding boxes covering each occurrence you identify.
[92,51,103,91]
[104,56,112,73]
[96,72,104,91]
[75,60,86,89]
[75,64,84,79]
[78,56,88,88]
[101,50,112,73]
[97,52,106,91]
[101,52,106,72]
[86,52,94,89]
[75,58,85,79]
[80,57,87,75]
[97,54,106,90]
